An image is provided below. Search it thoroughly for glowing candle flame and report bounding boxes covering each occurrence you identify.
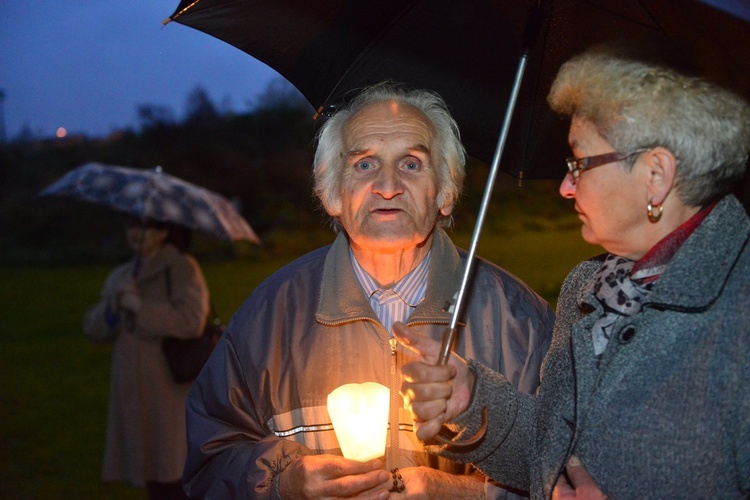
[327,382,390,462]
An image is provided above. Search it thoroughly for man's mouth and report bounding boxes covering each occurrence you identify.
[372,207,401,214]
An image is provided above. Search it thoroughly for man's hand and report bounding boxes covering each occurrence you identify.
[278,454,391,499]
[392,322,475,442]
[552,456,607,500]
[389,466,485,499]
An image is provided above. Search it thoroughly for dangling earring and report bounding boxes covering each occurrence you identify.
[647,202,663,223]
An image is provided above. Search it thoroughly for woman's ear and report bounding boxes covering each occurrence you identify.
[642,147,677,206]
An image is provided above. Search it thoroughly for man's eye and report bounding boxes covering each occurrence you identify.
[404,160,421,171]
[355,160,373,171]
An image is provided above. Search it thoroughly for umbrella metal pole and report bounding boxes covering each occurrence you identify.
[434,51,530,448]
[438,51,530,362]
[125,166,162,330]
[131,166,162,278]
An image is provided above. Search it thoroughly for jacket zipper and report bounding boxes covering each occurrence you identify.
[388,337,399,473]
[316,317,452,472]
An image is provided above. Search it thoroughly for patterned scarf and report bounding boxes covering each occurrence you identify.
[591,255,652,355]
[590,202,717,356]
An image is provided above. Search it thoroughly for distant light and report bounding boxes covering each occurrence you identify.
[56,127,67,138]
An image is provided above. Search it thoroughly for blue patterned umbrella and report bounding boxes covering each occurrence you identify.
[39,162,261,243]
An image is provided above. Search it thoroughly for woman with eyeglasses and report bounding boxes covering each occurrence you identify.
[393,46,750,498]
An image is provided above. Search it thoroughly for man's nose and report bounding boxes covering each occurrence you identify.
[559,173,576,199]
[372,165,404,198]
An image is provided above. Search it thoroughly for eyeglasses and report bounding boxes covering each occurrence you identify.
[565,148,649,183]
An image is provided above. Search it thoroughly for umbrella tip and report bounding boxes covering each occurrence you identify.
[165,0,203,26]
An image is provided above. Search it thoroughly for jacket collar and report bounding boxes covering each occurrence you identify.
[316,228,461,326]
[576,196,749,314]
[646,195,749,311]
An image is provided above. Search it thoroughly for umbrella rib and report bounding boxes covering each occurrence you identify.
[558,0,662,31]
[515,7,553,181]
[163,0,203,25]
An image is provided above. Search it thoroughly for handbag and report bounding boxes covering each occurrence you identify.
[160,266,224,383]
[162,306,224,383]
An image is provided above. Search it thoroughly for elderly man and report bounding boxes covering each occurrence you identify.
[183,83,554,499]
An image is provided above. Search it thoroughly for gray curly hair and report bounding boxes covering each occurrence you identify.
[313,82,466,228]
[548,50,750,206]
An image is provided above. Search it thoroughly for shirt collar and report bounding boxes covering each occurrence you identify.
[350,249,431,307]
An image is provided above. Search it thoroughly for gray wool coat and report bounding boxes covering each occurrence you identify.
[434,195,750,499]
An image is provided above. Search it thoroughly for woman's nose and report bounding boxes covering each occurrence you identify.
[559,173,576,199]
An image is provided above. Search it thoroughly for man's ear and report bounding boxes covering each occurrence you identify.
[440,202,454,217]
[324,197,342,217]
[643,147,677,206]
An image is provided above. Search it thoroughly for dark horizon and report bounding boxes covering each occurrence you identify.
[0,2,284,141]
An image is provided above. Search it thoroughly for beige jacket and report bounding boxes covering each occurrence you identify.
[84,243,209,486]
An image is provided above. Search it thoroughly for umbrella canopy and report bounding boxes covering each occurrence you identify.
[163,0,750,180]
[39,162,261,244]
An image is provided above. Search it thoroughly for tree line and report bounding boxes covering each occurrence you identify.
[10,78,738,267]
[0,80,328,265]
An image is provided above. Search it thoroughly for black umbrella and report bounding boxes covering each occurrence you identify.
[164,0,750,444]
[163,0,750,180]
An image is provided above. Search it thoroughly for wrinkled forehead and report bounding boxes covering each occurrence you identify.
[343,100,436,151]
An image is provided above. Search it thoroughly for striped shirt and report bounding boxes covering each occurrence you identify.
[350,249,431,336]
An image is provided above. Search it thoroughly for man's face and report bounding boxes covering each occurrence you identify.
[337,100,452,254]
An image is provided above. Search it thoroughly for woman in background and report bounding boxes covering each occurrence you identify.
[84,218,209,500]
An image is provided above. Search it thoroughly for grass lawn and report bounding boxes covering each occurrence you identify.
[0,220,599,498]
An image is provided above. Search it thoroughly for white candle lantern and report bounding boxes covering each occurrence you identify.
[327,382,390,462]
